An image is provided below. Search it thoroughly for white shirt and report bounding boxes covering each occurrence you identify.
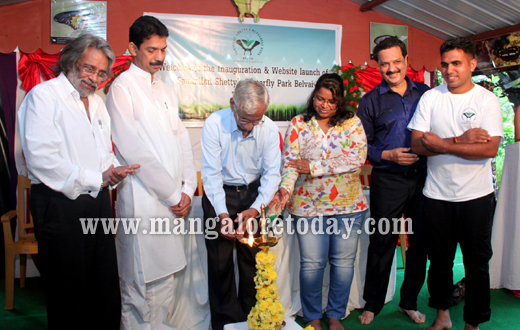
[408,84,504,202]
[19,73,118,200]
[201,107,281,216]
[107,63,196,283]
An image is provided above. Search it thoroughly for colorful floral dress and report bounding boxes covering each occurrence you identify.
[280,114,368,217]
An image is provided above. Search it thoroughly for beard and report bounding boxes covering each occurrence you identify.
[67,68,99,98]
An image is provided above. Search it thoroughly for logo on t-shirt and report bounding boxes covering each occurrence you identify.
[461,109,477,124]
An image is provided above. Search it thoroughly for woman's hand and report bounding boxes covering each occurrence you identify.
[268,188,291,213]
[287,159,311,174]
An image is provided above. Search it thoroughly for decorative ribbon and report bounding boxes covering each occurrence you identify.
[18,49,59,92]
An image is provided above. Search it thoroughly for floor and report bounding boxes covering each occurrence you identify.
[1,248,519,330]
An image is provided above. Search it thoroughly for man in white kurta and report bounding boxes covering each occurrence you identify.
[19,34,138,330]
[106,16,197,330]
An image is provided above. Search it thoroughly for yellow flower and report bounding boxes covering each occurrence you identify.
[268,303,279,315]
[269,271,278,281]
[272,312,283,323]
[259,300,270,311]
[256,251,267,263]
[257,287,269,297]
[265,251,276,263]
[259,311,271,322]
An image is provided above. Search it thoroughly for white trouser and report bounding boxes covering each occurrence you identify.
[120,274,175,330]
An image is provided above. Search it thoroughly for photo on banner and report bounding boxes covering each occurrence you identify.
[148,13,342,124]
[51,0,107,44]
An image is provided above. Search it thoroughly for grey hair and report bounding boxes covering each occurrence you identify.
[56,33,115,75]
[232,79,270,115]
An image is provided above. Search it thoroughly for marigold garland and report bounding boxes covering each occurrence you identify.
[331,64,367,113]
[247,248,285,330]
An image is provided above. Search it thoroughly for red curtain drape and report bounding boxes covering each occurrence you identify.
[18,50,133,92]
[346,63,425,92]
[18,51,426,94]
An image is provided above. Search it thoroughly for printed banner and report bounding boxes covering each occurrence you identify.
[149,13,342,123]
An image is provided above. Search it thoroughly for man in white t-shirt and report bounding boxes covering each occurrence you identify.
[408,37,503,330]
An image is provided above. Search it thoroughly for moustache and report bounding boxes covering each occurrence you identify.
[150,61,164,66]
[81,78,98,89]
[386,69,401,75]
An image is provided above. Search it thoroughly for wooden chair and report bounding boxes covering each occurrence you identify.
[1,175,38,310]
[360,164,372,188]
[196,171,204,196]
[359,165,407,268]
[398,217,408,269]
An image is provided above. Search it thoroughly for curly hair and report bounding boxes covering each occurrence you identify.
[302,73,354,126]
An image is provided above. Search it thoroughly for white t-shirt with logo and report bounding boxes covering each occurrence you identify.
[408,84,504,202]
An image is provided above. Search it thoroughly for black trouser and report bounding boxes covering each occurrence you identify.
[425,193,495,326]
[30,184,120,330]
[202,181,261,330]
[363,167,428,314]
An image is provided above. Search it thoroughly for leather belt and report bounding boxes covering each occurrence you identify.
[223,178,261,193]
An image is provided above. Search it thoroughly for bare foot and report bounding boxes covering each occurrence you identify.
[398,306,426,324]
[423,310,452,330]
[306,319,322,330]
[358,310,375,325]
[464,323,479,330]
[328,318,344,330]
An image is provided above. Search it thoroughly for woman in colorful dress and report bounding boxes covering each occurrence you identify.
[269,73,368,330]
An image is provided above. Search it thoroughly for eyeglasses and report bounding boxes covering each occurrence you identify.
[234,110,265,126]
[78,64,109,81]
[313,95,338,107]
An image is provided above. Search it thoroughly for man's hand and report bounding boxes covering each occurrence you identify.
[267,188,290,213]
[219,213,236,240]
[170,192,191,217]
[381,148,419,165]
[235,208,259,237]
[103,164,140,187]
[458,128,491,144]
[287,159,311,174]
[422,132,448,154]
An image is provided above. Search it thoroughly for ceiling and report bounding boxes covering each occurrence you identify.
[350,0,520,41]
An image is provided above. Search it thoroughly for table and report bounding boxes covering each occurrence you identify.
[168,192,397,329]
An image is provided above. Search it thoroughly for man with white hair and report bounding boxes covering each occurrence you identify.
[201,79,281,330]
[19,33,139,329]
